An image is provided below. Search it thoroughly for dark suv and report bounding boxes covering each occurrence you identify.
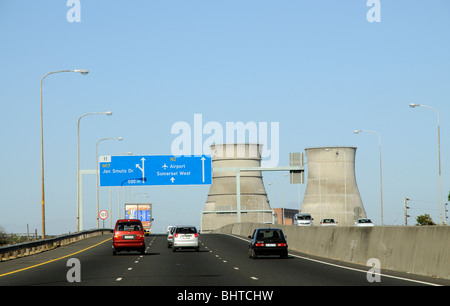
[248,228,288,259]
[112,219,146,255]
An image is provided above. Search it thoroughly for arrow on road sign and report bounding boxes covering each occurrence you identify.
[136,157,145,182]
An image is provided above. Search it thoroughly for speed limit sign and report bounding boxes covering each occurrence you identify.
[99,210,108,220]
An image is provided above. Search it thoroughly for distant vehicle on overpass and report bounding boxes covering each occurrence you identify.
[320,218,338,226]
[294,213,314,226]
[354,218,375,227]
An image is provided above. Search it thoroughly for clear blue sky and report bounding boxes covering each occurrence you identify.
[1,1,449,234]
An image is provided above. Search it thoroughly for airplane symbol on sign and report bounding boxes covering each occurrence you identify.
[162,164,168,169]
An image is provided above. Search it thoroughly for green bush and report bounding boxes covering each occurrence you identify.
[416,214,436,226]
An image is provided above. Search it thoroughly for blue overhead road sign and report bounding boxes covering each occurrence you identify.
[99,155,212,187]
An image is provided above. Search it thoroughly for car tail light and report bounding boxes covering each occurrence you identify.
[194,233,198,238]
[277,243,287,247]
[255,243,264,247]
[174,233,178,238]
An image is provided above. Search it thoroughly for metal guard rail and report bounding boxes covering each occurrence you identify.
[0,229,112,261]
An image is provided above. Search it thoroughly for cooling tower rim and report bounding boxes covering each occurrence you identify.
[305,146,357,150]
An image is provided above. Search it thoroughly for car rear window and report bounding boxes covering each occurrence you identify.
[358,219,372,223]
[256,229,284,240]
[175,227,197,234]
[298,215,311,220]
[116,222,142,231]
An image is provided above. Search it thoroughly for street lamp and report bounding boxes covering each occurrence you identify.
[96,137,123,228]
[409,103,442,224]
[354,130,383,225]
[77,111,113,232]
[268,181,285,225]
[40,69,89,239]
[74,69,89,75]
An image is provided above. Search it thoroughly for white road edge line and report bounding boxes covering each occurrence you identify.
[225,233,442,286]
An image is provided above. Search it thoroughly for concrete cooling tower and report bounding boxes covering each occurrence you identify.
[301,147,366,226]
[201,144,272,232]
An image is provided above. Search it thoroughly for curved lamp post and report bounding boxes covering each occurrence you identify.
[409,103,442,224]
[40,69,88,239]
[96,137,123,228]
[77,111,112,232]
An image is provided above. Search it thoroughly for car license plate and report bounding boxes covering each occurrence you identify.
[265,243,276,247]
[123,235,136,240]
[181,235,190,239]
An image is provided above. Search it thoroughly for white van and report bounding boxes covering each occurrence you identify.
[294,213,314,226]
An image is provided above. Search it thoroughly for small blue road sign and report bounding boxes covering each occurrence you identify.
[99,155,212,187]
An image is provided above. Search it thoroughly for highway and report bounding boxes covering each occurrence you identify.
[0,233,448,289]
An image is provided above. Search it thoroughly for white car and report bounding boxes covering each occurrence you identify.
[294,213,314,226]
[167,226,176,248]
[355,218,375,227]
[172,225,199,252]
[320,218,338,226]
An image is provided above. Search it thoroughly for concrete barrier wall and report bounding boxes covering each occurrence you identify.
[213,223,450,280]
[0,229,112,261]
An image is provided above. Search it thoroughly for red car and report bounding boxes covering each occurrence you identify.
[112,219,146,255]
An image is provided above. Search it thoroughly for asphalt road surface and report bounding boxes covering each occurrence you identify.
[0,233,448,289]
